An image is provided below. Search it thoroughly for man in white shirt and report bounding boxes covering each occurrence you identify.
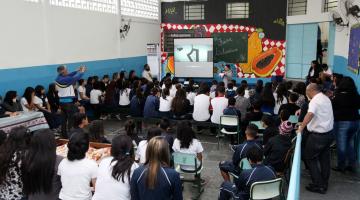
[298,83,334,194]
[211,86,228,124]
[193,85,211,122]
[142,64,153,82]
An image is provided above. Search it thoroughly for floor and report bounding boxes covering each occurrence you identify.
[103,119,360,200]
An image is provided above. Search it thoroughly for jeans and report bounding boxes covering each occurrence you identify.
[334,121,359,169]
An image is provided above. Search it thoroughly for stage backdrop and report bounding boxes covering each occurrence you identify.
[160,0,287,79]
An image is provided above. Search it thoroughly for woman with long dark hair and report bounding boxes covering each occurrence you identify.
[143,87,160,118]
[171,88,191,119]
[93,135,138,200]
[128,70,138,84]
[131,137,182,200]
[57,132,98,200]
[159,88,173,118]
[22,129,63,200]
[21,87,37,112]
[0,127,30,200]
[85,77,94,98]
[306,60,322,84]
[124,119,141,145]
[35,85,60,129]
[119,80,131,107]
[260,82,275,115]
[130,88,146,117]
[273,83,288,115]
[332,77,360,172]
[2,91,22,112]
[172,121,203,170]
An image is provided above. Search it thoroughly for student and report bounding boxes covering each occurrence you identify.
[35,85,60,129]
[85,77,94,98]
[260,82,275,115]
[0,127,30,200]
[68,113,89,137]
[225,82,236,98]
[306,60,322,83]
[22,129,63,200]
[58,132,97,200]
[119,80,131,107]
[264,121,293,173]
[240,80,250,98]
[2,91,22,112]
[130,136,183,200]
[92,135,138,200]
[219,124,262,181]
[124,119,141,146]
[278,93,300,115]
[223,97,242,144]
[172,121,203,170]
[171,88,191,119]
[261,115,279,146]
[293,82,307,108]
[244,101,263,123]
[143,88,160,118]
[159,88,173,118]
[193,84,211,122]
[235,86,251,121]
[136,127,162,164]
[78,79,90,103]
[231,80,238,91]
[21,87,37,112]
[186,82,196,109]
[130,88,146,117]
[0,105,17,118]
[142,64,153,83]
[218,147,276,200]
[47,83,61,113]
[211,86,228,124]
[88,120,110,144]
[90,82,104,119]
[250,80,263,105]
[210,80,218,94]
[273,83,288,115]
[159,118,174,152]
[100,75,110,92]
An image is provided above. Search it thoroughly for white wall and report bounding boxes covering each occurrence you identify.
[287,0,332,24]
[0,0,160,69]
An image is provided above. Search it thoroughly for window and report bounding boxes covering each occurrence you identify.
[288,0,307,16]
[226,2,250,19]
[121,0,159,20]
[49,0,118,14]
[323,0,338,12]
[184,4,205,21]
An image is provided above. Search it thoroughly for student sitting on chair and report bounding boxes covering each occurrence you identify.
[264,120,293,173]
[219,124,262,182]
[135,127,162,164]
[225,82,236,98]
[223,97,242,144]
[159,118,174,153]
[218,147,276,200]
[261,115,279,146]
[278,93,300,115]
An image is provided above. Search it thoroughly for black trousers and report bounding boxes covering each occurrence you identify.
[303,131,334,188]
[60,103,78,138]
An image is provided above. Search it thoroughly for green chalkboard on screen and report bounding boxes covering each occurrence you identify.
[213,32,248,63]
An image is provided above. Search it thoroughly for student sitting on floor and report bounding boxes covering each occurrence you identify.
[135,127,162,164]
[264,120,293,173]
[143,88,160,118]
[68,113,89,137]
[278,92,300,115]
[218,147,276,200]
[219,124,262,182]
[125,119,141,146]
[261,115,279,146]
[159,88,173,118]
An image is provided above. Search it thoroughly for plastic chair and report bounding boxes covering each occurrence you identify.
[250,121,265,130]
[230,158,252,180]
[217,115,240,149]
[289,115,299,124]
[172,152,204,200]
[249,178,284,200]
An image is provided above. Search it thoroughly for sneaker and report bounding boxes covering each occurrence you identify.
[115,114,122,120]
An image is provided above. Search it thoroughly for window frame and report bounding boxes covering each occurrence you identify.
[184,3,205,21]
[288,0,308,16]
[226,2,250,19]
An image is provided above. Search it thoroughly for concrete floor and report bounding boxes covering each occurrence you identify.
[103,119,360,200]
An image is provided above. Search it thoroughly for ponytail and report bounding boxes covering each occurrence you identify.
[111,135,134,183]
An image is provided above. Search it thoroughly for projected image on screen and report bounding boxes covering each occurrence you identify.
[174,38,213,78]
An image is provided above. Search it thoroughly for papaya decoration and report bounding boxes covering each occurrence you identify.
[239,32,263,74]
[167,56,175,74]
[251,47,282,77]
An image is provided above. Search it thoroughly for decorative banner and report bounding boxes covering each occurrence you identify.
[348,24,360,74]
[161,23,286,78]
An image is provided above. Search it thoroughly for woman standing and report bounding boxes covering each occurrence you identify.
[93,135,138,200]
[131,137,183,200]
[332,77,360,172]
[222,65,233,88]
[273,83,288,115]
[22,129,63,200]
[306,60,322,84]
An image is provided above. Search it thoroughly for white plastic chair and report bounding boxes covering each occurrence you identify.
[289,115,299,124]
[249,178,284,200]
[230,158,252,179]
[217,115,240,149]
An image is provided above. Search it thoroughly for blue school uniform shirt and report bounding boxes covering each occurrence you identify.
[235,164,276,200]
[130,165,183,200]
[143,95,160,118]
[55,71,84,103]
[232,140,262,167]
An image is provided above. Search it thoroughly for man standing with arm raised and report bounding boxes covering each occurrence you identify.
[55,65,86,138]
[298,83,334,194]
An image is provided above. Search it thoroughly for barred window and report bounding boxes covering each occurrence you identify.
[226,2,250,19]
[323,0,338,12]
[184,4,205,21]
[49,0,118,14]
[288,0,307,16]
[121,0,159,20]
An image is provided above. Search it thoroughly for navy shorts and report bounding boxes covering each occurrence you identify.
[218,181,244,200]
[219,161,240,176]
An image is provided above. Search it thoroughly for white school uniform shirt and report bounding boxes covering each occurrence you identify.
[142,70,153,82]
[90,89,102,104]
[78,85,87,101]
[33,96,48,107]
[307,92,334,133]
[58,158,98,200]
[187,92,196,106]
[192,94,210,121]
[20,97,38,112]
[92,157,139,200]
[273,93,288,115]
[119,88,131,106]
[169,85,177,98]
[159,96,173,112]
[136,140,148,164]
[172,138,203,170]
[210,96,228,124]
[244,89,250,98]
